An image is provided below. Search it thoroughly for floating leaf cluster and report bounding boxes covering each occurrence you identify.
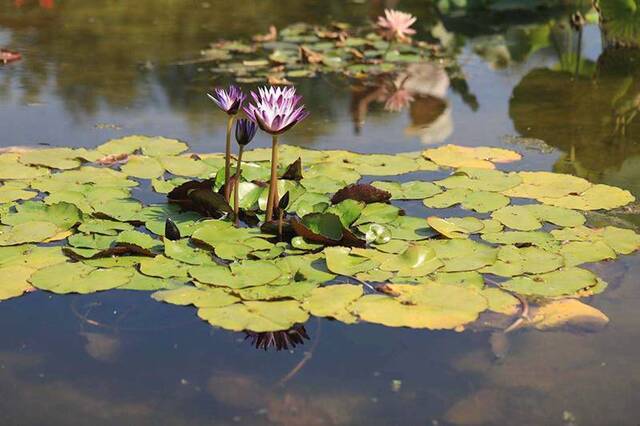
[195,22,441,83]
[1,136,638,334]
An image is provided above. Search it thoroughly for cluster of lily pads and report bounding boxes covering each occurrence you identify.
[0,135,639,334]
[198,17,439,83]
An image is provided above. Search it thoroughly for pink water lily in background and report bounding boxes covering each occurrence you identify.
[377,9,417,42]
[244,86,309,135]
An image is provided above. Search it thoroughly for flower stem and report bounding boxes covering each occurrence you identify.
[224,115,235,202]
[233,145,244,226]
[265,135,279,222]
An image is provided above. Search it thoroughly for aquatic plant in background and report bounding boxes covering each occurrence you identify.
[208,85,246,202]
[244,86,309,221]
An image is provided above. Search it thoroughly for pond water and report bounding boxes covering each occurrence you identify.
[1,1,640,425]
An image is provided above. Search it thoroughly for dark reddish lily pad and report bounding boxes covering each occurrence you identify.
[168,179,215,202]
[62,244,155,260]
[168,179,233,219]
[291,217,366,248]
[164,218,181,241]
[281,157,303,181]
[331,183,391,205]
[188,189,233,219]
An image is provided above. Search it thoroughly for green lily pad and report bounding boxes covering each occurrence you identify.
[0,265,36,301]
[502,171,591,199]
[0,221,60,246]
[190,260,282,289]
[428,239,498,272]
[197,300,309,332]
[2,201,82,231]
[500,267,604,297]
[491,204,585,231]
[559,240,617,267]
[139,256,191,279]
[371,181,442,200]
[0,182,37,203]
[325,199,364,227]
[461,191,510,213]
[324,247,378,276]
[481,230,561,252]
[480,245,564,277]
[119,271,185,291]
[0,154,50,180]
[30,263,133,294]
[423,188,471,209]
[78,219,134,236]
[301,213,344,241]
[538,184,635,211]
[423,145,521,169]
[164,239,214,265]
[235,281,319,301]
[152,286,239,308]
[380,244,443,276]
[427,217,484,239]
[437,168,522,192]
[18,148,87,170]
[97,135,188,157]
[120,156,165,179]
[387,216,434,241]
[302,284,362,323]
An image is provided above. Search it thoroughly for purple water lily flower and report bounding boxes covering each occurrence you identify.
[207,85,245,115]
[244,86,309,135]
[235,118,258,146]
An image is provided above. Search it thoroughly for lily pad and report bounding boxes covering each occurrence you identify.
[324,247,378,276]
[190,260,282,289]
[30,263,133,294]
[500,267,605,297]
[302,284,362,323]
[371,181,442,200]
[197,300,309,332]
[423,145,521,169]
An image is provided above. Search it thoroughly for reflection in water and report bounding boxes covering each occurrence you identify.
[208,370,368,425]
[350,62,452,144]
[245,324,310,351]
[510,47,640,196]
[80,331,121,363]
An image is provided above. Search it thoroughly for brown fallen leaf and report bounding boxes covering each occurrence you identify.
[299,46,324,64]
[96,153,129,166]
[267,74,293,85]
[253,25,277,42]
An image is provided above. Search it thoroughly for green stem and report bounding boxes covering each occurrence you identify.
[224,115,235,202]
[233,145,244,225]
[265,135,279,222]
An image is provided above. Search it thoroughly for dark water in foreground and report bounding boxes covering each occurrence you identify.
[1,1,640,425]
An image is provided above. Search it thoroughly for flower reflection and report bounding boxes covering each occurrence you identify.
[244,324,310,351]
[384,88,414,112]
[350,62,452,144]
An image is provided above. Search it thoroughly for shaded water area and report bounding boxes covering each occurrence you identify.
[1,1,640,425]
